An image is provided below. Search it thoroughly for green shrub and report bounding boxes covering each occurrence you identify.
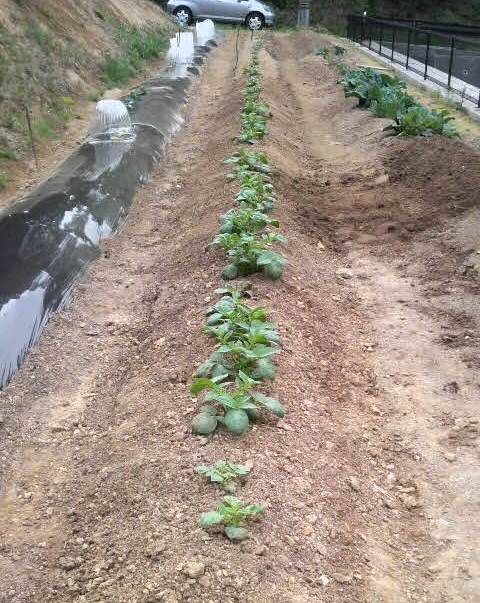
[102,54,136,86]
[0,173,10,190]
[35,117,56,140]
[0,146,18,160]
[315,46,330,58]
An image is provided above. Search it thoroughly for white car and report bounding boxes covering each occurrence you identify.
[167,0,275,30]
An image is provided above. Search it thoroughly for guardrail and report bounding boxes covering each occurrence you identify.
[347,15,480,107]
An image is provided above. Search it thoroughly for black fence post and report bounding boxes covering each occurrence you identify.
[424,33,431,80]
[391,26,396,62]
[447,37,455,89]
[379,24,383,56]
[406,29,411,69]
[368,23,372,49]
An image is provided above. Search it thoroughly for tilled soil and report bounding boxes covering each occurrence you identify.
[0,31,479,603]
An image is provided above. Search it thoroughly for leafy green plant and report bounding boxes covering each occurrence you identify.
[102,54,136,86]
[315,46,330,58]
[370,86,417,119]
[219,207,279,235]
[225,149,270,178]
[200,496,264,541]
[385,106,459,138]
[191,373,283,435]
[338,67,407,109]
[235,176,276,213]
[204,289,280,346]
[334,45,346,56]
[212,232,287,280]
[195,326,280,380]
[0,173,10,190]
[239,111,268,143]
[194,461,250,492]
[0,146,18,160]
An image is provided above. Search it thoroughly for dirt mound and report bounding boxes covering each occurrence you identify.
[387,136,480,225]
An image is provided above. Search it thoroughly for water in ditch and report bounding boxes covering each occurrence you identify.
[0,27,216,388]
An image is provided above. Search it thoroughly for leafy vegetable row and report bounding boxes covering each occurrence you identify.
[192,41,284,542]
[337,66,459,138]
[315,46,459,139]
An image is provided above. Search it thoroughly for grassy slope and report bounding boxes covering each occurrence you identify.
[0,0,173,189]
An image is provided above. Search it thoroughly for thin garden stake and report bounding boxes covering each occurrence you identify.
[24,106,38,170]
[233,26,240,75]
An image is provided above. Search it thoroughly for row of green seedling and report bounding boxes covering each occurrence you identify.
[196,461,264,541]
[192,286,285,436]
[212,45,287,281]
[193,42,277,543]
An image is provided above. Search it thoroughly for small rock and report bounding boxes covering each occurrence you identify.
[374,174,389,186]
[444,452,457,462]
[332,572,354,584]
[399,494,420,510]
[182,561,205,579]
[50,424,66,433]
[317,241,325,250]
[336,268,353,280]
[58,556,79,571]
[145,542,166,559]
[198,575,210,588]
[348,476,361,492]
[277,420,293,431]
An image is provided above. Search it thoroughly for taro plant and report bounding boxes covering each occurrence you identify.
[194,461,250,493]
[212,232,287,280]
[200,496,264,541]
[191,371,284,435]
[385,106,459,138]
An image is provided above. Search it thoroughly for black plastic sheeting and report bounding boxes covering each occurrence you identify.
[0,44,214,388]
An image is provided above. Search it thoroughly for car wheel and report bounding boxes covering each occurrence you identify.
[246,12,264,31]
[173,6,193,26]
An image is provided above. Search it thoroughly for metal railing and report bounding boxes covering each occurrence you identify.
[347,15,480,107]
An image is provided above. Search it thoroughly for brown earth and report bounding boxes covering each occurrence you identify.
[0,29,479,603]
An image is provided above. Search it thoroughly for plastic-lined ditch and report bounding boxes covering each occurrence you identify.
[0,28,217,388]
